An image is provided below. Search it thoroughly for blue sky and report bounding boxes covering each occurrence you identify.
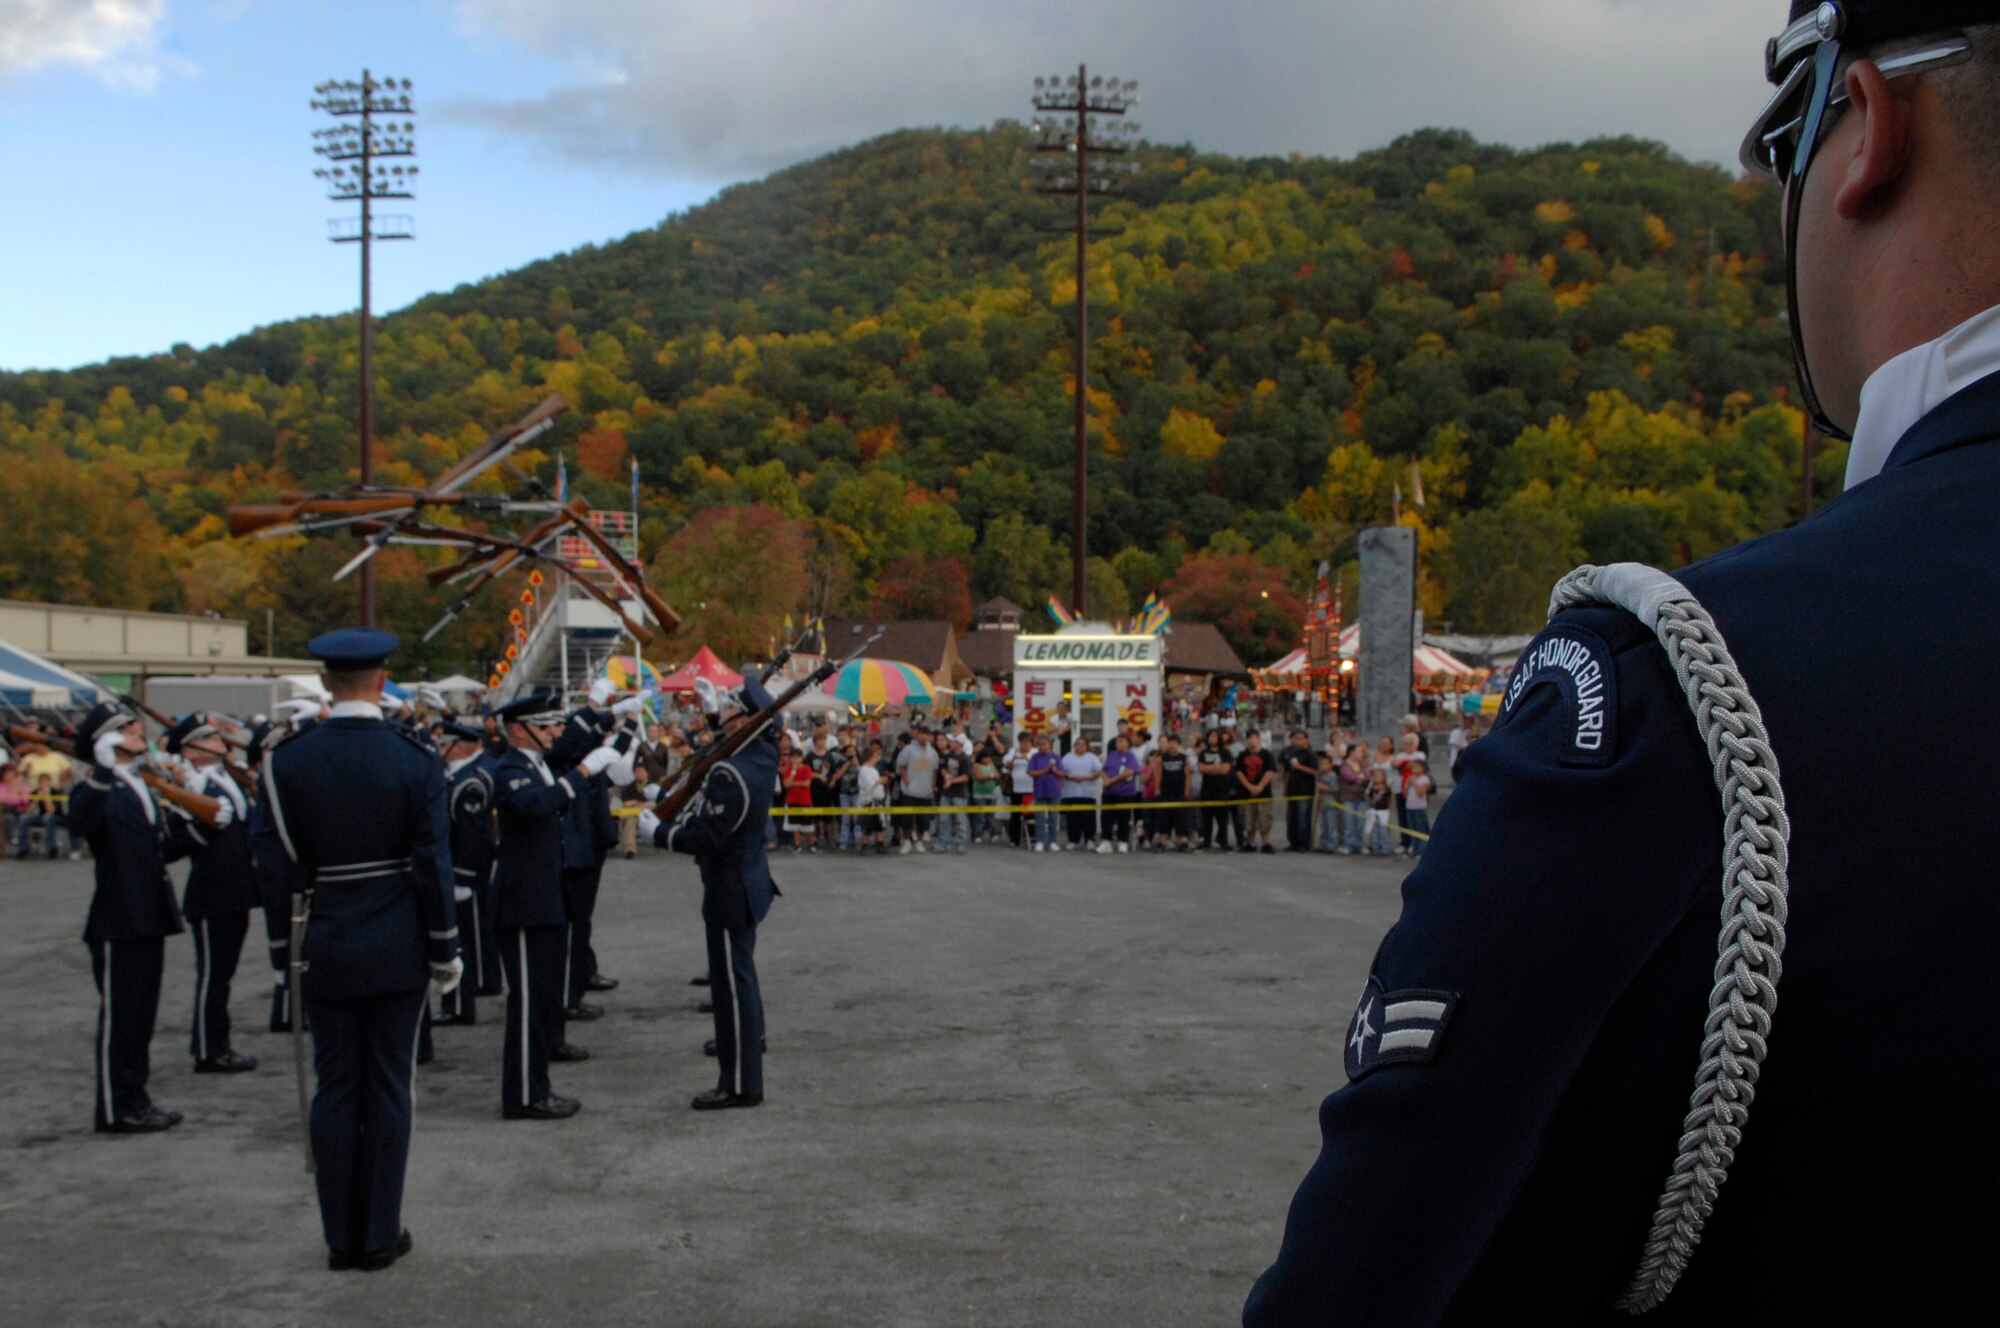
[0,1,1779,372]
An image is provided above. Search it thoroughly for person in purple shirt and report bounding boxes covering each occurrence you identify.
[1100,733,1141,854]
[1026,735,1062,852]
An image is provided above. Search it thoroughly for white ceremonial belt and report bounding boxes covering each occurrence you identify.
[316,857,414,883]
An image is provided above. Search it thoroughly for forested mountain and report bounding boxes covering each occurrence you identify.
[0,123,1833,669]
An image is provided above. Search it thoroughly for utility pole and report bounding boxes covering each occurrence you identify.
[1031,67,1139,616]
[312,71,417,627]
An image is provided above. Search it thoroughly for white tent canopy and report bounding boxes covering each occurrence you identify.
[431,674,488,695]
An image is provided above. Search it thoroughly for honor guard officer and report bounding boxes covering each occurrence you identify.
[164,714,258,1074]
[67,703,198,1133]
[490,693,626,1119]
[256,629,460,1272]
[1246,6,2000,1323]
[639,674,780,1111]
[250,697,327,1034]
[548,678,637,1019]
[436,719,498,1026]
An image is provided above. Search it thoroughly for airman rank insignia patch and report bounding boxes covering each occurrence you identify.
[1344,978,1458,1081]
[1496,623,1618,767]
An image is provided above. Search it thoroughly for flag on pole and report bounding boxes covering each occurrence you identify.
[1410,459,1427,510]
[1047,596,1077,627]
[630,456,641,515]
[1392,481,1404,524]
[556,454,568,503]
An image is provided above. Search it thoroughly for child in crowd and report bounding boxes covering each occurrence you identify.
[1314,753,1342,852]
[1402,758,1432,858]
[1364,768,1394,856]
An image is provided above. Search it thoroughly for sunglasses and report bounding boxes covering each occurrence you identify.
[1741,36,1972,186]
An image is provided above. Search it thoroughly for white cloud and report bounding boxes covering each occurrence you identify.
[0,0,174,89]
[443,0,1785,184]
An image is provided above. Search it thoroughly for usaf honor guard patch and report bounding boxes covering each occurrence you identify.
[1496,623,1618,767]
[1344,978,1458,1081]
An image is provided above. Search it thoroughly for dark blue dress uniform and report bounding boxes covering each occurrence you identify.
[66,706,192,1133]
[490,698,590,1115]
[549,703,618,1011]
[167,717,260,1072]
[255,630,458,1267]
[439,733,498,1022]
[1244,373,2000,1323]
[250,717,316,1033]
[650,680,780,1107]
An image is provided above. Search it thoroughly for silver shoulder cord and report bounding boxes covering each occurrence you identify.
[1545,563,1793,1315]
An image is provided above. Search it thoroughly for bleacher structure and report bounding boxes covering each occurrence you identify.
[500,510,645,704]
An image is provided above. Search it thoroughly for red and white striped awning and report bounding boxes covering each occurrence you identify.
[1263,630,1476,681]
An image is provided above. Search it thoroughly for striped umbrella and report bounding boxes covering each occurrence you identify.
[601,654,664,693]
[820,658,934,708]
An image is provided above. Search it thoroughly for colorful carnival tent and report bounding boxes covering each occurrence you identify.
[657,646,742,692]
[1258,630,1479,690]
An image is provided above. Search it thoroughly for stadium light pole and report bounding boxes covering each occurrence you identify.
[312,70,418,627]
[1031,66,1140,617]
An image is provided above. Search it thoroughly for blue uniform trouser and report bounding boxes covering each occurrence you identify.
[187,910,249,1061]
[439,889,480,1022]
[89,937,164,1128]
[304,983,426,1257]
[499,923,565,1109]
[563,865,603,1009]
[706,921,763,1098]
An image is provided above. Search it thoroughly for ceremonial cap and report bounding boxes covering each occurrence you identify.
[437,718,486,743]
[1775,1,1994,79]
[163,713,221,754]
[496,692,567,726]
[307,628,400,671]
[79,702,137,743]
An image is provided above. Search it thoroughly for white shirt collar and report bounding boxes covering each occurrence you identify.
[330,700,384,720]
[1846,302,2000,491]
[446,753,481,775]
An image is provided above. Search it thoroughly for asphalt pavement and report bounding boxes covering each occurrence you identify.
[0,835,1415,1327]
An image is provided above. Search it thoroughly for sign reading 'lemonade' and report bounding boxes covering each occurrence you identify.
[1012,635,1163,666]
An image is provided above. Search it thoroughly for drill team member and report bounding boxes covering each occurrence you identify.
[436,719,498,1025]
[165,714,258,1074]
[640,674,780,1111]
[67,703,196,1133]
[257,630,460,1271]
[1247,5,2000,1322]
[491,693,625,1118]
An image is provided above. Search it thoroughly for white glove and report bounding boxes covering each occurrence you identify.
[211,796,235,829]
[453,885,473,903]
[94,732,124,768]
[607,754,637,787]
[431,956,464,996]
[589,678,616,706]
[642,783,661,803]
[693,677,720,714]
[612,696,644,718]
[637,810,661,842]
[580,745,619,776]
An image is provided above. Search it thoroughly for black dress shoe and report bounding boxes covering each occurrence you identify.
[501,1095,581,1121]
[194,1050,258,1074]
[97,1106,181,1134]
[703,1038,767,1057]
[696,1001,714,1014]
[551,1043,590,1063]
[563,1003,604,1021]
[690,1088,762,1111]
[330,1229,413,1272]
[690,975,710,987]
[585,974,619,992]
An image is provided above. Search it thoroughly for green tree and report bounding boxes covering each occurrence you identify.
[1442,484,1586,633]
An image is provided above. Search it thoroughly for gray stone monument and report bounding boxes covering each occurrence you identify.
[1357,526,1417,739]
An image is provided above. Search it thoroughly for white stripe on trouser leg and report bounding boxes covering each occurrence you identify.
[721,933,742,1095]
[194,921,210,1062]
[563,923,573,1009]
[517,931,531,1106]
[468,896,482,988]
[100,942,115,1125]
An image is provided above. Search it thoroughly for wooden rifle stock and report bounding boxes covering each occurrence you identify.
[651,631,880,823]
[558,499,681,632]
[5,725,224,828]
[118,693,260,796]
